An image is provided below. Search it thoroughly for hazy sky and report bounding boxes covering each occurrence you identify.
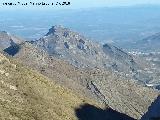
[1,0,160,9]
[72,0,160,8]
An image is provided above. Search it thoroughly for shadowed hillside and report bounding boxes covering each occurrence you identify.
[75,104,136,120]
[141,96,160,120]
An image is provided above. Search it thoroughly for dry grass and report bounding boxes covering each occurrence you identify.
[0,53,100,120]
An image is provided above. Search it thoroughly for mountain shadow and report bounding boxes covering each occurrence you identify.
[4,44,20,56]
[141,96,160,120]
[75,104,136,120]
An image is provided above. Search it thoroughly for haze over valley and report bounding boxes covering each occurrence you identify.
[1,5,160,48]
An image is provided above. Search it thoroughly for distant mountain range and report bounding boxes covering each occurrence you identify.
[130,32,160,52]
[1,5,160,45]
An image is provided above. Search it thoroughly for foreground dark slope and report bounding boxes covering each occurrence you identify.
[0,52,104,120]
[13,42,160,119]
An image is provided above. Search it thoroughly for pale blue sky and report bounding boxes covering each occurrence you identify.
[1,0,160,9]
[72,0,160,8]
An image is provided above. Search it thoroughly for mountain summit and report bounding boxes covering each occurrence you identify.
[34,25,106,68]
[32,26,151,83]
[46,25,71,36]
[34,26,136,69]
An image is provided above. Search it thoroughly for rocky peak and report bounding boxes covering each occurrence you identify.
[30,26,154,86]
[43,25,88,44]
[35,25,93,57]
[34,26,138,73]
[46,25,70,37]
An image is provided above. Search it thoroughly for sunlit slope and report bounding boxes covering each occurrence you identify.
[0,53,99,120]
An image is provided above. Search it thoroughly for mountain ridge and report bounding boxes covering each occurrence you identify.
[12,38,160,119]
[1,26,160,119]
